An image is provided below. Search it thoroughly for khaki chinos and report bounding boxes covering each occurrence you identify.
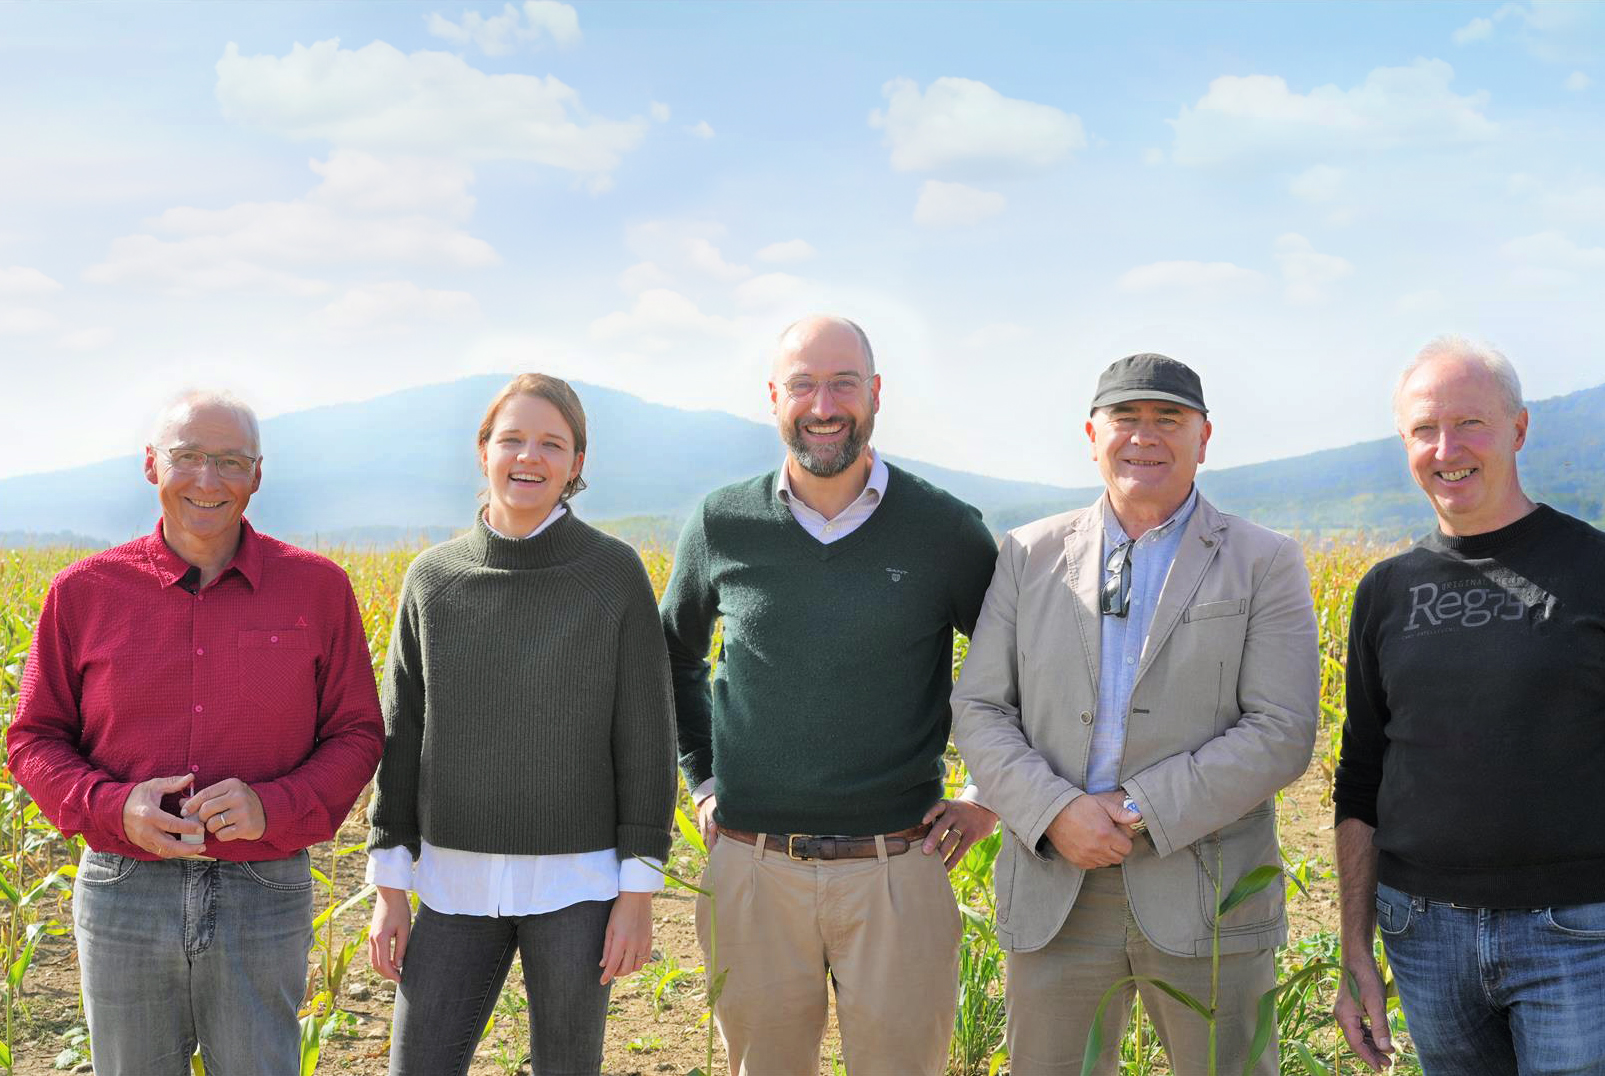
[695,831,962,1076]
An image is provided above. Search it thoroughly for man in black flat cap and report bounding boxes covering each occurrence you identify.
[953,354,1318,1075]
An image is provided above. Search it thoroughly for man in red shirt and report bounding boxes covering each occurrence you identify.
[8,391,383,1075]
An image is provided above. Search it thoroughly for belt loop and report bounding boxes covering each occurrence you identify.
[1412,894,1426,912]
[753,832,767,861]
[874,834,888,863]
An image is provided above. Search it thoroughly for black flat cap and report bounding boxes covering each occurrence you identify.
[1089,353,1207,415]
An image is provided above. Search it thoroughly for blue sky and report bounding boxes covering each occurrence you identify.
[2,1,1602,487]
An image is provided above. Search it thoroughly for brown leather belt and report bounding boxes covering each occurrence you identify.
[718,824,931,861]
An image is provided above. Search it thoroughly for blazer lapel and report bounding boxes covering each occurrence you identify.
[1136,497,1228,682]
[1064,499,1106,691]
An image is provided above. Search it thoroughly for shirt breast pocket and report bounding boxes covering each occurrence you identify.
[237,629,316,717]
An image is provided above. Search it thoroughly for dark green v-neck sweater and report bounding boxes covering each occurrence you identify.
[660,464,998,836]
[366,510,675,862]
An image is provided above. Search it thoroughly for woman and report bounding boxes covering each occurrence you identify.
[365,373,676,1076]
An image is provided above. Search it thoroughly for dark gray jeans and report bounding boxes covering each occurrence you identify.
[72,849,314,1076]
[389,898,614,1076]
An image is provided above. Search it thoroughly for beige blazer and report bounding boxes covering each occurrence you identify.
[952,494,1318,957]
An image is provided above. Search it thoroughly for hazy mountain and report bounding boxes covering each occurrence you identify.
[0,377,1081,545]
[991,381,1605,536]
[3,377,1600,546]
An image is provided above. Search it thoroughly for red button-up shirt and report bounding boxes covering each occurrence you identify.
[7,519,384,861]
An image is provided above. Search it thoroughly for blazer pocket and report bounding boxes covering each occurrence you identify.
[1183,599,1247,622]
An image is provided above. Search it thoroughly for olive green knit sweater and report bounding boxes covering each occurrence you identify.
[366,510,676,862]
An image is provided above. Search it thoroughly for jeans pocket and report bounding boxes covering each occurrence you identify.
[77,851,140,887]
[1542,900,1605,938]
[1375,882,1415,937]
[240,850,314,892]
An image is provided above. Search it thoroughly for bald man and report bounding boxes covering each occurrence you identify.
[661,316,1000,1074]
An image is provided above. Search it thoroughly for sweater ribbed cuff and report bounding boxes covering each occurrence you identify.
[366,825,421,860]
[616,823,671,863]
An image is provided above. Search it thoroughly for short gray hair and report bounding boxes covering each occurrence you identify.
[150,390,262,455]
[1393,335,1524,422]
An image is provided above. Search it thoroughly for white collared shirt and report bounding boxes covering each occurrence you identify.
[776,448,889,543]
[364,503,665,912]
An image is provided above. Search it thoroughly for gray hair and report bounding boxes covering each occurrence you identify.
[777,315,876,375]
[149,390,262,455]
[1393,335,1524,422]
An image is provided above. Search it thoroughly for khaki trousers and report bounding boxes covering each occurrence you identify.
[1006,866,1277,1076]
[695,831,962,1076]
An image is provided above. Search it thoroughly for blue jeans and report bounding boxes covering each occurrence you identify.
[389,899,614,1076]
[1377,882,1605,1076]
[73,849,314,1076]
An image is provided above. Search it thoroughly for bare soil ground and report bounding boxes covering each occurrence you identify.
[12,764,1338,1076]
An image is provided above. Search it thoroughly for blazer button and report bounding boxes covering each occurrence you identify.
[1080,710,1093,724]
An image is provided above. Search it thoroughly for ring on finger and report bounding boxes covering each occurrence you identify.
[219,811,229,828]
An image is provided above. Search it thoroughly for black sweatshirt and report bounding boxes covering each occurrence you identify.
[1334,505,1605,907]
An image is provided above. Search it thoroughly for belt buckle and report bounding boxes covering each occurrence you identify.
[787,834,817,861]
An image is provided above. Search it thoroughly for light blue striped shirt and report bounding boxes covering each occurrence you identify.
[1086,488,1199,793]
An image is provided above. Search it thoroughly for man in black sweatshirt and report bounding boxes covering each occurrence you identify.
[1332,336,1605,1076]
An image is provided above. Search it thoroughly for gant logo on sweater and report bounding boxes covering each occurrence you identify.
[295,616,308,628]
[885,568,908,583]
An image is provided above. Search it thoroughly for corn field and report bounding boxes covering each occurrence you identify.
[0,537,1408,1075]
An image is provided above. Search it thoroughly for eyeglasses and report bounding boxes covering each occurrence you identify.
[155,446,258,479]
[782,375,865,400]
[1100,540,1133,618]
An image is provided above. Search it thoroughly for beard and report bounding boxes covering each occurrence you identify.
[782,413,873,478]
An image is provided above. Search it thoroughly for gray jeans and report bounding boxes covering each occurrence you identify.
[73,848,314,1076]
[389,899,615,1076]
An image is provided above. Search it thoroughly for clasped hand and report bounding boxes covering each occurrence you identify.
[121,773,266,858]
[1044,791,1142,869]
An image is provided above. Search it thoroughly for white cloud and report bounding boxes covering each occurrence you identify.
[650,101,671,122]
[961,322,1029,349]
[1116,261,1264,293]
[0,266,63,297]
[1170,59,1496,166]
[83,238,333,297]
[0,307,59,336]
[618,261,673,295]
[688,120,715,139]
[84,153,498,300]
[685,237,751,282]
[85,200,497,298]
[1143,147,1166,166]
[1497,2,1605,64]
[316,281,481,331]
[589,288,739,350]
[56,327,116,351]
[870,77,1087,178]
[215,39,645,182]
[308,150,477,221]
[1452,17,1494,44]
[913,180,1007,229]
[1509,173,1605,224]
[1290,164,1344,203]
[1274,233,1353,304]
[623,223,753,282]
[1501,229,1605,285]
[427,2,581,54]
[1567,70,1593,91]
[733,272,806,309]
[1395,289,1446,314]
[756,239,816,264]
